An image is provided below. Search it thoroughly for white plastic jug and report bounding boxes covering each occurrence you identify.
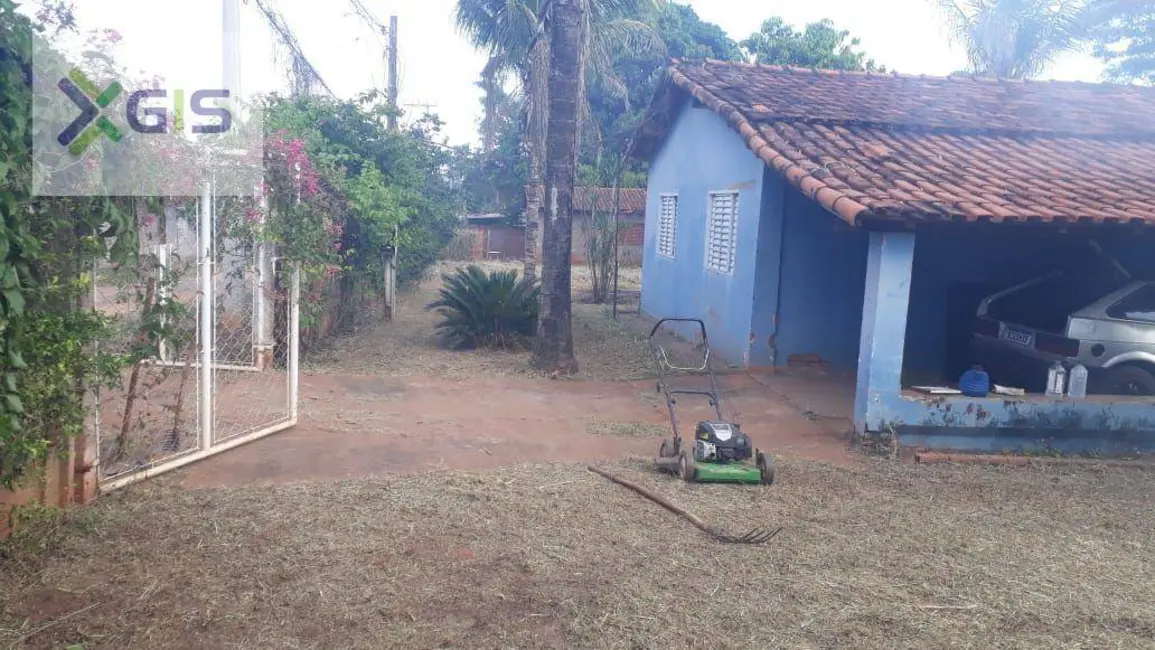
[1046,361,1067,397]
[1067,364,1089,398]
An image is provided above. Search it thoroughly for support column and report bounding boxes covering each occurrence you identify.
[854,231,916,435]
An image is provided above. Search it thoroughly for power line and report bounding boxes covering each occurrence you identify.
[246,0,335,97]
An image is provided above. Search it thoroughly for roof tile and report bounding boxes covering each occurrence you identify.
[635,60,1155,226]
[572,187,646,214]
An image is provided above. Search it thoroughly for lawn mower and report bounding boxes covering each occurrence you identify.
[650,318,776,485]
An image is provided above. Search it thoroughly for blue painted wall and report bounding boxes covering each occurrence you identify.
[763,180,869,370]
[748,169,785,367]
[640,102,767,366]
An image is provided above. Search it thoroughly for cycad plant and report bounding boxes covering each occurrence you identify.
[425,265,540,349]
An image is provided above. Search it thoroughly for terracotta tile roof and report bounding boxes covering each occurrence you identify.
[631,59,1155,226]
[573,187,646,215]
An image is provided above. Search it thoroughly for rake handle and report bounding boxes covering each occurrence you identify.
[587,465,720,537]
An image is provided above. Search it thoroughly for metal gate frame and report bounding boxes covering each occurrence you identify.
[97,182,300,492]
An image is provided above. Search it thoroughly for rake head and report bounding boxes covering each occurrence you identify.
[708,525,783,545]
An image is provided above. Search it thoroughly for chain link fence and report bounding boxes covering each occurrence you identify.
[93,199,298,486]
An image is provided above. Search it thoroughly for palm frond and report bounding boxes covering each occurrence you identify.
[931,0,1087,78]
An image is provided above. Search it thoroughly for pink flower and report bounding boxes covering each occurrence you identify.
[245,208,262,224]
[105,28,122,43]
[143,213,157,226]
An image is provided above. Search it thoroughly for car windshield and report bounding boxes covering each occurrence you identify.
[987,267,1127,333]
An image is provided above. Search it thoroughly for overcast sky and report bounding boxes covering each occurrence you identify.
[53,0,1106,147]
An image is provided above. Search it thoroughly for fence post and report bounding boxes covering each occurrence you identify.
[199,182,214,451]
[156,244,170,362]
[289,263,300,422]
[74,267,99,503]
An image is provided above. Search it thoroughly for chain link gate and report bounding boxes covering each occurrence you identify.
[92,185,300,490]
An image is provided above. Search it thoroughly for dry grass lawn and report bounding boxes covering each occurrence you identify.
[3,458,1155,649]
[306,261,653,381]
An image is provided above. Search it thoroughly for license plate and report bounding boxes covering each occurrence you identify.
[999,323,1035,348]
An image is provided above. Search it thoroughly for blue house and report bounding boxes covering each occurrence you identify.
[629,60,1155,452]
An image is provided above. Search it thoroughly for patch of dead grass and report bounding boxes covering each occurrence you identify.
[586,420,667,438]
[4,460,1155,648]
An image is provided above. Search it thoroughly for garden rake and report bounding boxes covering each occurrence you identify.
[587,465,782,545]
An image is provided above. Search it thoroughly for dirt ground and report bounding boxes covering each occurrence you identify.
[175,372,853,489]
[4,261,1155,648]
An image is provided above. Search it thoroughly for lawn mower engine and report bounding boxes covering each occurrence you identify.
[691,421,752,463]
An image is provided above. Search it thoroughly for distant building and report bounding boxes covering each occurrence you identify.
[459,187,648,267]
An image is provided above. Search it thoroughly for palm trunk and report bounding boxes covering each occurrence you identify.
[522,38,550,283]
[481,71,498,153]
[530,0,582,374]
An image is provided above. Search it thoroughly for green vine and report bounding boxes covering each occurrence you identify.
[0,4,138,489]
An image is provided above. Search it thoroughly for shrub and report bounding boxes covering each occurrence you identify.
[581,205,621,304]
[425,265,539,349]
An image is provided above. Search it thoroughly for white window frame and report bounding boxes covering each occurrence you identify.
[657,193,678,259]
[705,191,739,275]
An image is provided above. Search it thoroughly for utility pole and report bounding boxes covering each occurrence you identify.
[387,14,399,131]
[225,0,274,369]
[223,0,242,102]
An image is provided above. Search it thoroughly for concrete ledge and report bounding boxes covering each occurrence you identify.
[865,392,1155,443]
[897,424,1155,455]
[913,451,1155,469]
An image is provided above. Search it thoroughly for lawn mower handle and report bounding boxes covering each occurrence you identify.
[649,318,708,343]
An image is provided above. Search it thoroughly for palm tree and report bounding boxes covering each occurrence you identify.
[455,0,662,282]
[530,0,584,374]
[933,0,1085,78]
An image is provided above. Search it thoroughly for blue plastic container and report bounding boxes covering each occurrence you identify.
[959,366,990,398]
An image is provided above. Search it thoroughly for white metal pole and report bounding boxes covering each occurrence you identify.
[91,269,102,483]
[156,244,169,362]
[254,195,273,369]
[288,263,300,421]
[198,182,214,451]
[223,0,242,103]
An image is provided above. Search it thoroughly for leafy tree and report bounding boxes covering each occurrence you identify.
[454,78,527,218]
[932,0,1084,78]
[741,17,884,71]
[654,2,743,60]
[262,93,462,291]
[583,3,740,188]
[1084,0,1155,83]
